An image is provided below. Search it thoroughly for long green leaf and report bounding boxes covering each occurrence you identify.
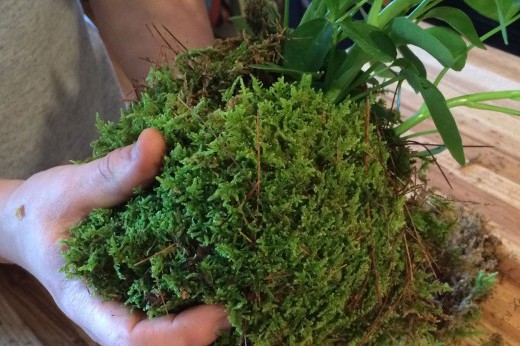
[300,1,329,25]
[402,69,465,165]
[340,21,397,62]
[325,48,349,85]
[367,0,384,26]
[284,0,290,29]
[422,6,485,48]
[301,0,358,24]
[495,0,509,44]
[412,146,447,158]
[426,27,468,71]
[464,0,520,21]
[466,102,520,116]
[229,16,253,35]
[283,18,334,72]
[378,0,423,27]
[390,17,455,68]
[325,45,368,102]
[398,46,427,77]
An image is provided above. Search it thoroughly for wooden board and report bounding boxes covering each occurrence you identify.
[0,264,96,345]
[398,45,520,345]
[1,41,519,346]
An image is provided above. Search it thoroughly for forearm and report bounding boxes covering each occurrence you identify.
[0,179,24,264]
[88,0,214,85]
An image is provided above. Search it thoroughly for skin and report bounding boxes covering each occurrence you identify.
[0,1,227,345]
[0,129,230,345]
[87,0,215,98]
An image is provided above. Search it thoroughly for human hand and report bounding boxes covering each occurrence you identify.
[0,129,229,345]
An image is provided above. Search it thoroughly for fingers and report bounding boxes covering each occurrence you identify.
[56,278,229,346]
[130,305,231,346]
[69,128,166,216]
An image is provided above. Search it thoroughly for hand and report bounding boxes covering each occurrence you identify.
[0,129,229,345]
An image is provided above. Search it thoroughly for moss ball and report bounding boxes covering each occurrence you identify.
[63,70,414,344]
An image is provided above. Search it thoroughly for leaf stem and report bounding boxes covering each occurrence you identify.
[481,12,520,42]
[401,129,439,139]
[394,90,520,135]
[378,0,421,27]
[284,0,290,29]
[407,0,440,21]
[466,102,520,116]
[337,0,370,23]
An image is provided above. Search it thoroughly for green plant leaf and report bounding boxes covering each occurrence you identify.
[349,62,390,91]
[390,17,455,68]
[230,16,253,35]
[402,69,465,165]
[378,0,423,27]
[496,0,509,44]
[324,0,343,21]
[412,145,447,158]
[325,45,369,102]
[464,0,520,21]
[422,6,485,48]
[283,18,334,72]
[367,0,384,26]
[300,0,357,24]
[465,0,520,43]
[325,48,349,81]
[398,46,427,77]
[284,0,290,29]
[369,61,398,79]
[300,1,329,25]
[426,27,468,71]
[340,21,397,62]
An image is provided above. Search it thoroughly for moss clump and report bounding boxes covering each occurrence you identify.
[63,38,498,344]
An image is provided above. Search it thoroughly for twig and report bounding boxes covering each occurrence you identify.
[134,243,177,266]
[364,97,371,170]
[403,204,438,278]
[256,110,262,203]
[155,276,169,316]
[151,23,177,54]
[162,24,189,52]
[407,140,453,190]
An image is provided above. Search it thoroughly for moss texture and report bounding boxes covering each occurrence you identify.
[63,37,498,345]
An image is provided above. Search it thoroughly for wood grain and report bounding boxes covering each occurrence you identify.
[0,265,96,346]
[398,44,520,345]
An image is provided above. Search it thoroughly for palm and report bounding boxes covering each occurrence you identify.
[2,129,228,346]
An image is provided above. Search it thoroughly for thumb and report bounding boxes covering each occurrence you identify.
[70,128,166,215]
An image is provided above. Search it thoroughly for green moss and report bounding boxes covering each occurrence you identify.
[63,38,497,345]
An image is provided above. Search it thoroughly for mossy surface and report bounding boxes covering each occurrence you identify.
[63,38,499,345]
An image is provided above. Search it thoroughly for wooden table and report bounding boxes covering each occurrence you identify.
[398,44,520,345]
[1,43,519,345]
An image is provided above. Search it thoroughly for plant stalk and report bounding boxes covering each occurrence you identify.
[378,0,422,27]
[394,90,520,135]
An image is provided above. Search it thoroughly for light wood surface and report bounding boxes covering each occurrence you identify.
[398,44,520,345]
[1,43,519,346]
[0,265,96,345]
